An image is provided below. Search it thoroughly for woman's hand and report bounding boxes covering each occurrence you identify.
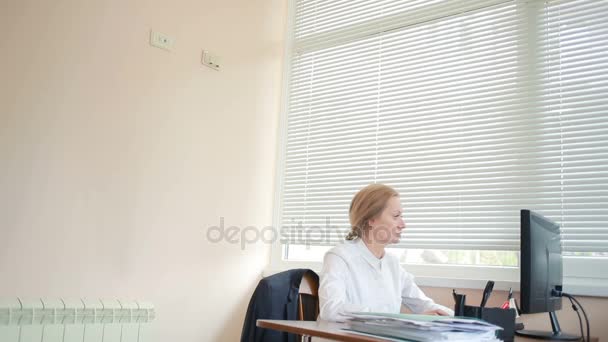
[422,309,451,316]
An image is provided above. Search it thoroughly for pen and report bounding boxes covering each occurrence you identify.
[479,280,495,309]
[501,287,513,309]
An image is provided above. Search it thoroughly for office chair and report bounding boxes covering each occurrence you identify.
[297,271,319,342]
[297,270,319,321]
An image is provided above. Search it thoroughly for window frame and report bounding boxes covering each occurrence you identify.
[270,0,608,297]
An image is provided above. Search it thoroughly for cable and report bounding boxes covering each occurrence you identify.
[567,295,590,342]
[566,296,584,341]
[553,290,589,342]
[562,293,590,342]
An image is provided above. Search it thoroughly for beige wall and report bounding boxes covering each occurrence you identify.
[423,287,608,340]
[0,0,286,341]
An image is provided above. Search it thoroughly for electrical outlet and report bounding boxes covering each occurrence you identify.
[202,50,221,70]
[150,30,174,51]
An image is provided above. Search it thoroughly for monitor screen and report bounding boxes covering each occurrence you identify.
[520,209,563,314]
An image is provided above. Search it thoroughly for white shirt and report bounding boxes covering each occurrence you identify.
[318,238,454,322]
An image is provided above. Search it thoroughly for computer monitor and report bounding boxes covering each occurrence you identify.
[516,209,579,340]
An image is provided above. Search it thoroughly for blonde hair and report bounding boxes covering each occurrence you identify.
[346,184,399,240]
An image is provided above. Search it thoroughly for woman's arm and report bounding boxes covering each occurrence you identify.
[318,253,368,321]
[400,267,455,316]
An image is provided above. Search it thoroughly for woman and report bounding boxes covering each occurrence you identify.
[319,183,453,321]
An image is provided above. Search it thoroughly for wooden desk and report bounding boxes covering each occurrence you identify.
[257,319,387,342]
[257,319,597,342]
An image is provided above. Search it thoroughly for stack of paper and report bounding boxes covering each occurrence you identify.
[345,312,502,342]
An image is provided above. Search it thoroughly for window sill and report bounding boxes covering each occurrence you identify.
[412,275,608,297]
[264,258,608,297]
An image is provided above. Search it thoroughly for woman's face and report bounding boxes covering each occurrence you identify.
[368,196,406,244]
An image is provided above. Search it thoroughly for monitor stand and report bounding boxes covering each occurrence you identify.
[515,311,580,341]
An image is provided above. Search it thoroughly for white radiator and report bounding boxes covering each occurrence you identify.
[0,298,155,342]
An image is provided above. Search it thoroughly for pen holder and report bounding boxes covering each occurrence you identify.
[453,294,466,316]
[460,305,516,342]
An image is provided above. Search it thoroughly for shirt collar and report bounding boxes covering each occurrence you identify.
[355,238,383,270]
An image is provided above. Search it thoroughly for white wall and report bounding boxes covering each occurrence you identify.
[0,0,286,340]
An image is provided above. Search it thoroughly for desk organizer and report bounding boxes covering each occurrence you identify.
[0,298,155,342]
[459,305,516,342]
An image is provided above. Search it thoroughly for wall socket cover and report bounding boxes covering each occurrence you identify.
[202,50,221,70]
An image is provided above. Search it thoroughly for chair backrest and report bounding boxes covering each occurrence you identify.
[297,271,319,321]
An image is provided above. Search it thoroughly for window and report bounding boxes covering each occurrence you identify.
[272,0,608,294]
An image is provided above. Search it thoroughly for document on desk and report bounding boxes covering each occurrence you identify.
[344,312,502,342]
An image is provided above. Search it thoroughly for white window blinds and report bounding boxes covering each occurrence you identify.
[541,0,608,252]
[278,0,608,253]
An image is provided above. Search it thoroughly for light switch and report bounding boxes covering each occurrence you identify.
[150,30,174,51]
